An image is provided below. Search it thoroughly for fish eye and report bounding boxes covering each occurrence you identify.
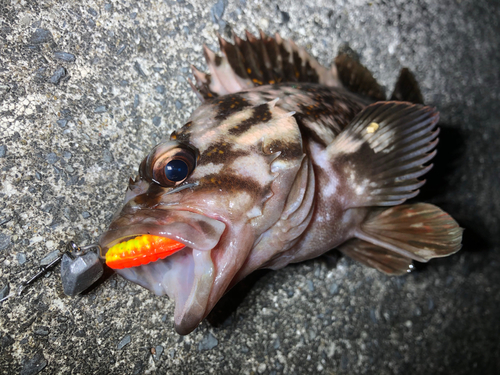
[152,146,197,187]
[164,159,188,182]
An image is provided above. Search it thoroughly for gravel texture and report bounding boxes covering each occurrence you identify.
[1,0,499,374]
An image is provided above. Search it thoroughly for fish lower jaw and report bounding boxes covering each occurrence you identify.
[115,246,215,335]
[173,248,215,334]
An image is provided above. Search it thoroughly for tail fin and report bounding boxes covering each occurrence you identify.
[190,30,341,100]
[339,203,463,275]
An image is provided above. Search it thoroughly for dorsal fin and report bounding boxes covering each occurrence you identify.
[334,52,386,101]
[391,68,424,104]
[190,30,341,100]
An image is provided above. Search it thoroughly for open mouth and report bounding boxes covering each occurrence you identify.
[99,210,226,334]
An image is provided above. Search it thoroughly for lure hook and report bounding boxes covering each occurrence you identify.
[66,241,101,257]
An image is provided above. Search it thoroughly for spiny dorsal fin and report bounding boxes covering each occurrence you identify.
[327,101,439,208]
[191,30,341,100]
[334,53,386,101]
[391,68,424,104]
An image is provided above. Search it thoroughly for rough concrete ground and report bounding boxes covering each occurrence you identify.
[1,0,499,374]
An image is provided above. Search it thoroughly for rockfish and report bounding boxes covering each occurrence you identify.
[99,31,463,335]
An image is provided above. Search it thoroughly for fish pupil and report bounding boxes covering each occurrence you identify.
[165,159,188,181]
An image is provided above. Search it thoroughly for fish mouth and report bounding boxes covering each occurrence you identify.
[99,210,226,334]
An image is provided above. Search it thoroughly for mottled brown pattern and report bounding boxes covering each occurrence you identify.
[254,90,277,102]
[294,114,330,147]
[259,33,281,84]
[278,43,297,82]
[196,74,216,99]
[198,141,249,166]
[298,85,361,128]
[192,30,341,101]
[133,183,167,206]
[335,53,386,101]
[171,121,193,143]
[228,103,272,136]
[271,83,366,144]
[214,54,222,66]
[199,173,268,196]
[219,36,248,79]
[213,94,252,121]
[263,138,303,160]
[235,83,367,144]
[98,30,465,337]
[234,35,266,83]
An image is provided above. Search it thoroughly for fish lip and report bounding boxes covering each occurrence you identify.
[98,209,225,335]
[98,209,226,254]
[98,225,208,256]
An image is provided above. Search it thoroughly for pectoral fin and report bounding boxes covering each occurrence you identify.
[328,101,439,208]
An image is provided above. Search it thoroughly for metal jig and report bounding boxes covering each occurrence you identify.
[60,242,104,296]
[0,241,103,303]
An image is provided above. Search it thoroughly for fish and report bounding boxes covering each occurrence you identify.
[98,30,463,335]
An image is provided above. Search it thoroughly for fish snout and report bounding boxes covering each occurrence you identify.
[98,209,226,334]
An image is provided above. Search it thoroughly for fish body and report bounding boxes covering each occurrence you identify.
[99,32,463,334]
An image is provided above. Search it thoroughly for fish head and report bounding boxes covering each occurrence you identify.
[99,96,305,334]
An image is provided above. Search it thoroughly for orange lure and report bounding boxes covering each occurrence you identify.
[105,234,185,269]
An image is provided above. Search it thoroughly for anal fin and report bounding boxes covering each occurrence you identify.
[338,238,413,275]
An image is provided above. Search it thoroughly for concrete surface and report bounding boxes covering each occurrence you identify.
[1,0,499,374]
